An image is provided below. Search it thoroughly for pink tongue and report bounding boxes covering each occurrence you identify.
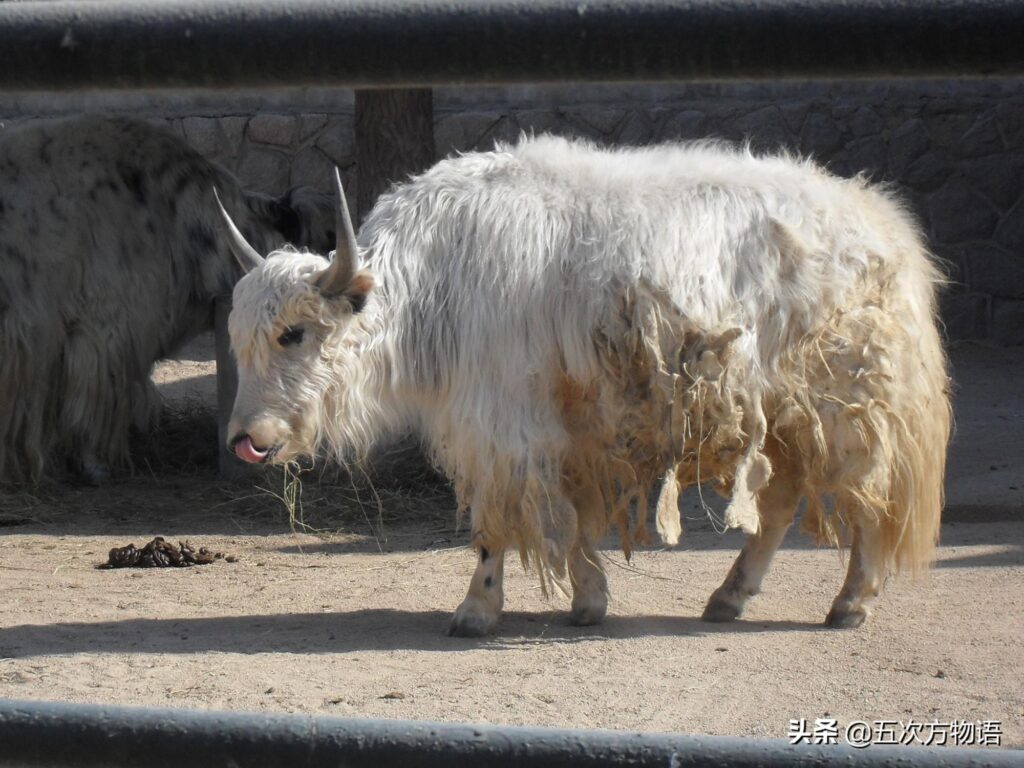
[234,436,269,464]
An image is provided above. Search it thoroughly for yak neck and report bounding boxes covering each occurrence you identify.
[317,290,408,463]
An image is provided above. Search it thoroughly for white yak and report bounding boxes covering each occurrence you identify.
[220,136,950,635]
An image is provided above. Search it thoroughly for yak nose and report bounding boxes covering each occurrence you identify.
[229,433,270,464]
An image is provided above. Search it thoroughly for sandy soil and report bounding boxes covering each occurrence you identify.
[0,338,1021,747]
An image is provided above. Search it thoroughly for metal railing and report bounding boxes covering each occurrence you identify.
[0,0,1023,90]
[0,698,1018,768]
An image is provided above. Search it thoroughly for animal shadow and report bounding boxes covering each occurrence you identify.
[0,609,823,659]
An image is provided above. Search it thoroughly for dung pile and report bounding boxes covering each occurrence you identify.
[99,537,232,568]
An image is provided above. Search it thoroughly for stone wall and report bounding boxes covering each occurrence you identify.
[2,80,1023,343]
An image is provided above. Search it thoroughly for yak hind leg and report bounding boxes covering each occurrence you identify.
[825,521,886,629]
[569,536,608,626]
[563,471,608,626]
[449,535,506,638]
[702,464,802,622]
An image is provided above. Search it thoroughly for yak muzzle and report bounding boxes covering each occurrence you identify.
[230,434,277,464]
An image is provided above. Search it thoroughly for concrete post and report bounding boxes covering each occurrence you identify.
[214,294,239,477]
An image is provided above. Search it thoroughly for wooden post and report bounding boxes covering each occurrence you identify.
[354,88,435,224]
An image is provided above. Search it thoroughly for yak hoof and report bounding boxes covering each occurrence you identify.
[825,606,867,629]
[448,599,498,638]
[701,594,742,623]
[569,599,607,627]
[79,460,111,487]
[447,614,493,638]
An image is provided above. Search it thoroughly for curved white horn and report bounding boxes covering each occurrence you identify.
[315,167,360,295]
[213,187,264,273]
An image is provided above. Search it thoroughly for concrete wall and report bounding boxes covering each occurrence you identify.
[3,79,1023,343]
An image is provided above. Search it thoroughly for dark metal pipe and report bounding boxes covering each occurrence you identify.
[1,0,1024,91]
[0,698,1018,768]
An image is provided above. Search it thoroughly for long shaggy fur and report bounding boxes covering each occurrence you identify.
[0,117,335,483]
[231,135,950,590]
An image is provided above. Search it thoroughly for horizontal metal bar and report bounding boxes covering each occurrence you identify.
[0,698,1018,768]
[1,0,1023,91]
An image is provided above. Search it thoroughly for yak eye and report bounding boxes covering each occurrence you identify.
[277,326,305,347]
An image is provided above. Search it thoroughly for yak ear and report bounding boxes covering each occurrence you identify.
[343,270,375,314]
[213,188,264,273]
[314,167,361,296]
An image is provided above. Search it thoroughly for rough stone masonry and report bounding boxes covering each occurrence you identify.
[2,78,1022,344]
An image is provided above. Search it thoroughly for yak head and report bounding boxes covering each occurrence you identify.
[217,169,374,466]
[245,184,339,255]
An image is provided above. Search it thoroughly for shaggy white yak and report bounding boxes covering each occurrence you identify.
[0,117,336,484]
[221,136,950,636]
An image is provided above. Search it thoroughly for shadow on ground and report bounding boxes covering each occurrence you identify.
[935,544,1024,569]
[0,609,826,659]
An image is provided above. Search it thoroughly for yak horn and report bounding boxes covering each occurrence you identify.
[315,167,360,295]
[213,188,264,272]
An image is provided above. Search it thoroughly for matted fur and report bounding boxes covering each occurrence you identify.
[229,135,950,594]
[0,117,335,483]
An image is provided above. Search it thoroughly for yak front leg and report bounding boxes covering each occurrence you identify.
[702,467,802,622]
[825,521,886,629]
[449,537,506,637]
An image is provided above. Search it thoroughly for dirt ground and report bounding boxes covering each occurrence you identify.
[0,338,1021,747]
